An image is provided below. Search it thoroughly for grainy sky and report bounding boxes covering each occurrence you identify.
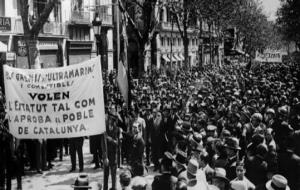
[261,0,281,21]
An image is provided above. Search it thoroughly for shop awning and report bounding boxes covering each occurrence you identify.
[0,41,7,52]
[162,54,170,62]
[174,54,183,61]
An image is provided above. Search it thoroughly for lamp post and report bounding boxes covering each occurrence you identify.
[92,13,102,56]
[92,13,109,186]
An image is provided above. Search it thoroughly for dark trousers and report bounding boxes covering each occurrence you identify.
[69,138,84,170]
[103,164,117,190]
[93,148,103,167]
[0,146,12,190]
[104,152,117,190]
[146,142,151,165]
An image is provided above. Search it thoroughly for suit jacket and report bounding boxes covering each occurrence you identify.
[245,155,268,186]
[152,173,177,190]
[278,150,300,190]
[130,135,145,165]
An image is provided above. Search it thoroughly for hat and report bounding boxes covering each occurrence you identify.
[266,174,290,190]
[182,122,192,132]
[278,106,288,116]
[207,125,217,132]
[187,159,199,176]
[212,168,229,184]
[71,174,92,189]
[174,149,187,167]
[266,108,276,116]
[251,113,263,122]
[224,137,241,150]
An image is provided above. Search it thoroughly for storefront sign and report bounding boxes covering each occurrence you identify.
[6,52,16,61]
[4,57,106,139]
[0,17,11,31]
[38,41,58,50]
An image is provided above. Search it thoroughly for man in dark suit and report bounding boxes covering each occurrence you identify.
[278,137,300,190]
[152,152,177,190]
[103,113,120,190]
[245,144,268,187]
[69,136,84,172]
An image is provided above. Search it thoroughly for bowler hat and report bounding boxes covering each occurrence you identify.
[71,174,92,189]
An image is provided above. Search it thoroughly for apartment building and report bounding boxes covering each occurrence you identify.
[0,0,114,71]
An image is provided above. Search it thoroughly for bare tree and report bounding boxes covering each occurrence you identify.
[20,0,58,69]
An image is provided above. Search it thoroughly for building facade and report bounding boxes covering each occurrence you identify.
[0,0,114,72]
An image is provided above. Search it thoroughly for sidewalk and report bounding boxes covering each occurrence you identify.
[11,139,156,190]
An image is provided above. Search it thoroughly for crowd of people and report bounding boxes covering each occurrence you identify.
[0,60,300,190]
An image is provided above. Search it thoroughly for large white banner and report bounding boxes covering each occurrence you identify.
[3,57,106,139]
[255,50,284,63]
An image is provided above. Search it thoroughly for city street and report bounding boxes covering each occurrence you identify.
[11,140,156,190]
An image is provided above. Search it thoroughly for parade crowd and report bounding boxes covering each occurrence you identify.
[0,60,300,190]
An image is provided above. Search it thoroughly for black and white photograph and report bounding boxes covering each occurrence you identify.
[0,0,299,189]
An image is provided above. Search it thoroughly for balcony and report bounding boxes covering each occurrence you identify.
[12,18,65,36]
[42,22,65,36]
[161,21,197,33]
[70,11,90,24]
[95,5,113,27]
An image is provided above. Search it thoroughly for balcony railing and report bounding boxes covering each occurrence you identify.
[70,11,90,24]
[95,5,113,26]
[43,22,65,35]
[99,14,112,26]
[13,18,65,35]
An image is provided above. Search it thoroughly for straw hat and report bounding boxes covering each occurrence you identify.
[266,175,290,190]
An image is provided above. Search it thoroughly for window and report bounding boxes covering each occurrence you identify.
[16,0,22,16]
[178,38,180,46]
[160,9,164,22]
[0,0,4,16]
[161,37,164,46]
[70,27,90,41]
[167,38,170,46]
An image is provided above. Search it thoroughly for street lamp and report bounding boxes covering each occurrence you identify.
[92,13,102,45]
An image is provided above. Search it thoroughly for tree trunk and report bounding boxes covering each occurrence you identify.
[150,33,157,75]
[183,36,189,70]
[198,19,203,71]
[138,42,145,77]
[209,24,212,66]
[25,35,41,69]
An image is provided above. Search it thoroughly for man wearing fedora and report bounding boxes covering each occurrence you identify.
[224,137,241,180]
[152,152,178,190]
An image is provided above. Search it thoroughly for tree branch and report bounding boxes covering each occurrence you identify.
[31,0,58,36]
[118,0,143,41]
[20,0,31,35]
